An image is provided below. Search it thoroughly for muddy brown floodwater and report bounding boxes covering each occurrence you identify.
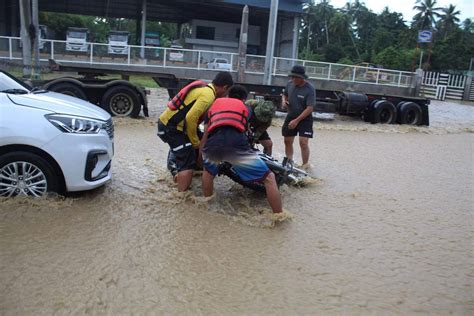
[1,89,473,315]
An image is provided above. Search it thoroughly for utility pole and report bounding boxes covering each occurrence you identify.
[237,5,249,83]
[263,0,278,85]
[32,0,40,79]
[19,0,32,77]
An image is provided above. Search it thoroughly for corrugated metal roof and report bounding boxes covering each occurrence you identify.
[38,0,306,24]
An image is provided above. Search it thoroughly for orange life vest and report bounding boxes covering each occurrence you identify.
[167,80,209,111]
[207,98,249,134]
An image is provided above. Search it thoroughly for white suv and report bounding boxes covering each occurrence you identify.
[0,70,114,197]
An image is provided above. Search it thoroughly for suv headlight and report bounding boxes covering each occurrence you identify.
[45,114,105,134]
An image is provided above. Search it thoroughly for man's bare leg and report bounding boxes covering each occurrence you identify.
[177,170,193,191]
[202,169,215,197]
[263,172,282,213]
[284,136,295,161]
[299,136,310,165]
[260,139,273,156]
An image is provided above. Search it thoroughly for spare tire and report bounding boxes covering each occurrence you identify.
[49,82,87,100]
[373,100,397,124]
[399,102,422,125]
[101,85,141,117]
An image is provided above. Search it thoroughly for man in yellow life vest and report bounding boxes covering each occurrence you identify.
[157,72,233,191]
[200,85,283,214]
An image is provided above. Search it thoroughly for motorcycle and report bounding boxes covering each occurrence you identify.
[167,147,308,193]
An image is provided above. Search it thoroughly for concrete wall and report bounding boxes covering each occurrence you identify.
[184,19,260,54]
[0,0,19,36]
[275,16,294,58]
[0,0,19,51]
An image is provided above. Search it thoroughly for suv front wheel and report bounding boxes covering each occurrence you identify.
[0,152,60,197]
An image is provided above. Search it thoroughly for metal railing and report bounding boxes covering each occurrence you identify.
[0,36,415,87]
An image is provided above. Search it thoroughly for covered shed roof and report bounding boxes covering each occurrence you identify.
[38,0,308,24]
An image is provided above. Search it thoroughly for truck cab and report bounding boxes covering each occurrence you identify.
[107,31,129,55]
[38,25,47,50]
[66,27,89,53]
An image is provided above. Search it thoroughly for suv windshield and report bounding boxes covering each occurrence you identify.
[0,71,30,93]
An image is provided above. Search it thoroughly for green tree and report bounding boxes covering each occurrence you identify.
[463,18,474,33]
[373,46,414,70]
[323,43,346,62]
[437,5,461,39]
[431,28,474,71]
[412,0,442,30]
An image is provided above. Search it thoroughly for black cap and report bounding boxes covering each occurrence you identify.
[288,65,307,79]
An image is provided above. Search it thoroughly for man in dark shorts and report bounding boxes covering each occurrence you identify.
[282,65,315,169]
[201,85,282,214]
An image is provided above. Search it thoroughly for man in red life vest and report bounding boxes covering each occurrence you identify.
[157,72,233,191]
[200,85,283,214]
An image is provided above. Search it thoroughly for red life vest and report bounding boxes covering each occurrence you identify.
[167,80,209,111]
[207,98,249,134]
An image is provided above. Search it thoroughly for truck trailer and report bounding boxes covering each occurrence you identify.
[154,76,430,126]
[34,61,429,125]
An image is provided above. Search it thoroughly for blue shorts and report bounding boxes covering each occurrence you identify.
[203,127,270,182]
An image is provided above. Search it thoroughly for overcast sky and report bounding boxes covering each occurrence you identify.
[328,0,473,23]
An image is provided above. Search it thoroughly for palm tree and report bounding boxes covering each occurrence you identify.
[463,18,474,33]
[341,1,366,59]
[412,0,442,30]
[438,4,461,38]
[302,2,319,52]
[318,0,333,44]
[329,10,361,60]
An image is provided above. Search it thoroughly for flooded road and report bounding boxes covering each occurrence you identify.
[1,90,473,314]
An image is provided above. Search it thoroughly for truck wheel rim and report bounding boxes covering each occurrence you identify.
[380,109,393,123]
[110,93,133,116]
[406,110,419,125]
[0,162,47,197]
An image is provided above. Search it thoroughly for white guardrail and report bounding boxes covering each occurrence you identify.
[0,36,415,87]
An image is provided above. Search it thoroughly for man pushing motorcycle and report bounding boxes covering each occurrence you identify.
[200,85,283,214]
[157,72,233,191]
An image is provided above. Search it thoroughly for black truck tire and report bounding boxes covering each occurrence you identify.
[395,101,407,123]
[49,82,87,100]
[398,102,423,125]
[101,85,141,118]
[372,100,397,124]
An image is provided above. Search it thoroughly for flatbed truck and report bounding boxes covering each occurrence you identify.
[31,61,429,125]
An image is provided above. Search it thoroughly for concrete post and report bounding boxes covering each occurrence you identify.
[140,0,147,59]
[32,0,40,78]
[291,15,299,60]
[263,0,278,85]
[19,0,32,77]
[237,5,249,83]
[414,68,423,97]
[462,75,472,101]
